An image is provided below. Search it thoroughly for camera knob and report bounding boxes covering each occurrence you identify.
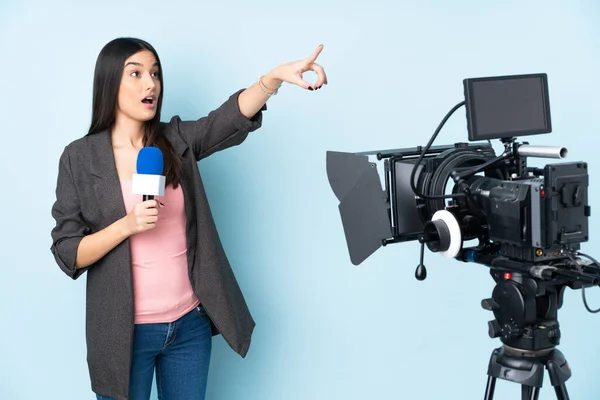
[501,320,522,340]
[548,329,561,345]
[488,320,502,338]
[481,298,499,311]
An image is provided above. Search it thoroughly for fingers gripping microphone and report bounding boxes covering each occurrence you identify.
[132,146,165,201]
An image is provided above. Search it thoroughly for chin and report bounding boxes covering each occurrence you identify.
[137,110,157,122]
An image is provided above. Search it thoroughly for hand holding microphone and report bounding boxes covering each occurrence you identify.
[123,146,166,235]
[123,200,162,235]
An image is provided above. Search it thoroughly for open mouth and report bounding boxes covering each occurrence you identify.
[142,96,155,105]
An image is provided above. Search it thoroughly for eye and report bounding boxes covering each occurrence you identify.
[152,71,160,79]
[130,71,140,77]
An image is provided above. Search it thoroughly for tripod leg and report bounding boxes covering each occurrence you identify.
[554,384,570,400]
[520,385,540,400]
[484,376,496,400]
[529,386,540,400]
[521,385,530,400]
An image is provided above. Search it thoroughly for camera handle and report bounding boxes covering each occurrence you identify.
[415,241,427,281]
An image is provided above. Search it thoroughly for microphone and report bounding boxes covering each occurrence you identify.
[132,146,165,201]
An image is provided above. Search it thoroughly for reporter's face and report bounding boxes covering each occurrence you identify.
[117,50,161,122]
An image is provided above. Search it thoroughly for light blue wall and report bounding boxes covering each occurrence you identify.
[1,0,599,399]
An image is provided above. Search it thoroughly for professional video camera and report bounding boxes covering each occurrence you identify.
[326,73,600,400]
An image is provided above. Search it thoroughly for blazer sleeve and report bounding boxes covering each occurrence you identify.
[168,89,267,161]
[50,145,91,280]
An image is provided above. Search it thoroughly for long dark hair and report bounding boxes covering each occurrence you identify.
[87,37,181,188]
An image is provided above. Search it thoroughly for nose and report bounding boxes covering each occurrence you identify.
[143,73,156,91]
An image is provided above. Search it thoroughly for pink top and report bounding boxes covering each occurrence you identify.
[120,178,200,324]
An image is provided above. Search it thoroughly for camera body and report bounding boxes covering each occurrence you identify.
[459,159,589,262]
[399,141,590,266]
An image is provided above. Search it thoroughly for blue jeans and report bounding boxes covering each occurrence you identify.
[96,305,212,400]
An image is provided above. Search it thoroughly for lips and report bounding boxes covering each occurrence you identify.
[141,94,156,108]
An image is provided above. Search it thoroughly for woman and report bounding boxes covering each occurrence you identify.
[50,37,327,400]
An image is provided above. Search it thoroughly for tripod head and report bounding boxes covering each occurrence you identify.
[484,270,564,351]
[463,248,600,352]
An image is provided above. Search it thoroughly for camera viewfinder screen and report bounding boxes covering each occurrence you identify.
[464,73,552,141]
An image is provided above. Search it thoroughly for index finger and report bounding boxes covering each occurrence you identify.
[307,44,324,63]
[142,199,159,208]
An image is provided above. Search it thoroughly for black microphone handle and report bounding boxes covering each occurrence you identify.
[143,195,155,201]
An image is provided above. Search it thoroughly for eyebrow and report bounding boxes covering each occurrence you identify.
[124,62,159,68]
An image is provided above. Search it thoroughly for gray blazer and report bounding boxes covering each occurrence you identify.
[50,89,265,400]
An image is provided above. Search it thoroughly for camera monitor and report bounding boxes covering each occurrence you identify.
[464,73,552,141]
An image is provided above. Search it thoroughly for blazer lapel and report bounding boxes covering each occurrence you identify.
[89,130,128,226]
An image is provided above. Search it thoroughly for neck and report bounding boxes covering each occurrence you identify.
[111,112,146,148]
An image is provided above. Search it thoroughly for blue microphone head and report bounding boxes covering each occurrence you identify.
[136,146,164,175]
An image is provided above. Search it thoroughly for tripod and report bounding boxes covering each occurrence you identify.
[479,268,577,399]
[483,345,571,400]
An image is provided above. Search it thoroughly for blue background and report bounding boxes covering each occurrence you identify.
[1,0,599,399]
